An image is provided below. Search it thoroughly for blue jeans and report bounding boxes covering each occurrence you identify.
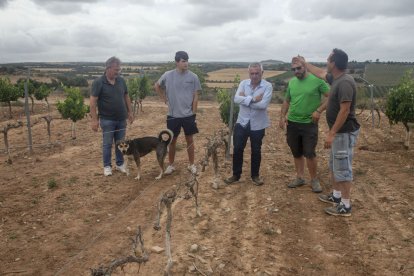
[329,129,360,182]
[232,123,265,178]
[100,119,126,168]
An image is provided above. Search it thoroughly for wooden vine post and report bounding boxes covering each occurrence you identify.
[1,121,23,164]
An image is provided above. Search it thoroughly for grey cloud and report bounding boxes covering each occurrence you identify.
[0,31,48,62]
[289,0,414,20]
[186,0,265,26]
[0,0,10,8]
[31,0,99,14]
[70,25,117,48]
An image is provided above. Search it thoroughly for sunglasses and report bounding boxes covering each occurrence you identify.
[291,66,302,72]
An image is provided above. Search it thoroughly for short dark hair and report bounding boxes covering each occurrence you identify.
[175,51,189,62]
[330,48,348,70]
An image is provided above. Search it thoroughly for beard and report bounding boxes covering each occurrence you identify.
[296,72,305,79]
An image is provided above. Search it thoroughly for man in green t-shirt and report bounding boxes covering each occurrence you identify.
[279,57,329,193]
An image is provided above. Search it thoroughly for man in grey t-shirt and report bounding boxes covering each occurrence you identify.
[297,49,360,217]
[154,51,202,175]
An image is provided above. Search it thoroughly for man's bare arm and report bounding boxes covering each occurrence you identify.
[154,82,166,103]
[89,96,99,131]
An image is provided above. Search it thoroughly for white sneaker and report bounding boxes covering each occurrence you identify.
[116,163,127,174]
[164,164,176,175]
[104,166,112,176]
[188,164,197,174]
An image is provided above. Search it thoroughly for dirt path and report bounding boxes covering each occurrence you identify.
[0,100,413,275]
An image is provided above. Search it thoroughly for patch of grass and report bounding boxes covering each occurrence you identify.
[368,234,375,240]
[367,179,377,187]
[66,176,79,185]
[47,178,57,189]
[402,238,412,243]
[9,233,18,240]
[31,177,40,188]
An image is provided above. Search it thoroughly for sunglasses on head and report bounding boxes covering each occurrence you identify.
[291,66,302,72]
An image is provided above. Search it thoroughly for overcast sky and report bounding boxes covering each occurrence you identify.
[1,0,414,63]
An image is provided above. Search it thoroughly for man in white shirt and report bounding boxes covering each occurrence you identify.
[224,63,273,186]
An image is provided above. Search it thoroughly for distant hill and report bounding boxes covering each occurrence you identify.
[260,59,285,65]
[364,63,414,86]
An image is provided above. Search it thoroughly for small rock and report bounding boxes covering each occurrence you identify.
[189,244,199,253]
[276,229,282,235]
[313,244,324,252]
[151,246,165,254]
[218,263,226,269]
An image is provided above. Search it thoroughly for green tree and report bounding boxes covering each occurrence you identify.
[0,77,20,118]
[217,75,240,128]
[127,75,152,114]
[137,75,151,112]
[16,78,41,113]
[127,77,140,115]
[189,65,207,91]
[34,84,52,112]
[385,70,414,148]
[57,87,89,139]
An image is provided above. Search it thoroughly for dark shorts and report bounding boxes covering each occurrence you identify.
[167,114,199,137]
[286,120,318,158]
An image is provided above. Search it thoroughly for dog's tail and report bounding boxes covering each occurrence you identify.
[158,129,174,146]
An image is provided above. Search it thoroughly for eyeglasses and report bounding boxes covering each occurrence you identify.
[291,66,302,72]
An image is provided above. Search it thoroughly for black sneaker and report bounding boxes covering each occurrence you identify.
[318,193,341,204]
[224,175,240,184]
[325,202,352,217]
[251,176,264,186]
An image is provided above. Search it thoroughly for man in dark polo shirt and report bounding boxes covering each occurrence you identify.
[90,56,134,176]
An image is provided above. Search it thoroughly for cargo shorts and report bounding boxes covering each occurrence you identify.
[329,129,360,182]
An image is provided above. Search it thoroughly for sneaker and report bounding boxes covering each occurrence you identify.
[311,179,322,193]
[287,178,305,188]
[325,202,352,217]
[103,166,112,176]
[252,176,264,186]
[188,164,197,174]
[116,163,127,174]
[164,164,176,175]
[224,175,240,184]
[318,193,341,204]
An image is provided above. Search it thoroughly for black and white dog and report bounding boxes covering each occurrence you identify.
[116,129,173,180]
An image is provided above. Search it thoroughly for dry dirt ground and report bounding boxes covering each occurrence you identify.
[0,98,413,276]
